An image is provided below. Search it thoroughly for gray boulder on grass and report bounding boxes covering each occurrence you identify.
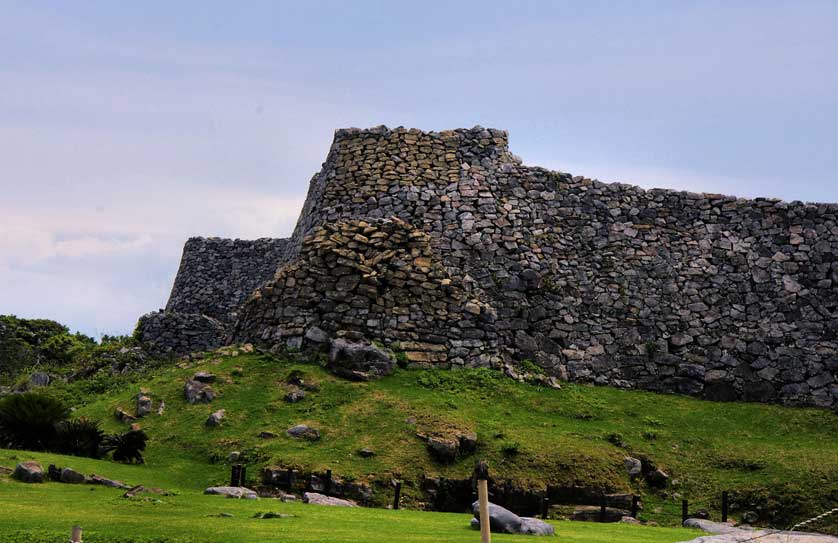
[206,409,225,427]
[303,492,357,507]
[13,461,44,483]
[327,338,395,381]
[204,486,259,500]
[184,379,214,403]
[470,501,555,536]
[59,467,86,484]
[287,424,320,441]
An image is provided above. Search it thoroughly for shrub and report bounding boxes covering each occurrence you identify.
[0,392,70,450]
[500,441,521,457]
[103,429,149,464]
[53,417,105,458]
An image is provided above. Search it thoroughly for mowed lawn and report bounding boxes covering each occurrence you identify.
[0,451,701,543]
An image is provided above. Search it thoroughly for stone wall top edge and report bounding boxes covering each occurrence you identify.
[183,236,290,245]
[332,124,509,144]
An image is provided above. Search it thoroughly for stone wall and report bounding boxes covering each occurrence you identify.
[149,126,838,408]
[135,237,289,356]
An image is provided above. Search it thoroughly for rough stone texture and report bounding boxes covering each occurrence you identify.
[680,519,838,543]
[287,424,321,441]
[303,492,357,507]
[206,409,225,427]
[13,461,44,483]
[572,505,630,522]
[204,486,259,499]
[471,501,555,536]
[327,338,396,380]
[184,379,214,404]
[59,467,86,484]
[136,311,227,357]
[136,394,153,417]
[143,126,838,409]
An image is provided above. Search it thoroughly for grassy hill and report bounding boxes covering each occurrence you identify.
[14,346,835,534]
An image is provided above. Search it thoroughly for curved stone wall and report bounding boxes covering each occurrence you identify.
[145,126,838,408]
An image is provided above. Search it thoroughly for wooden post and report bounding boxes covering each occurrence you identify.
[230,464,241,487]
[393,480,402,510]
[721,491,728,522]
[286,467,294,491]
[682,499,689,524]
[600,494,607,522]
[325,469,332,496]
[240,465,247,487]
[475,461,491,543]
[631,495,639,519]
[541,496,549,519]
[70,526,83,543]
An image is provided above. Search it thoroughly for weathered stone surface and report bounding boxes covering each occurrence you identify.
[184,379,214,404]
[59,467,86,484]
[327,338,395,380]
[29,372,50,387]
[206,409,225,427]
[136,394,153,417]
[287,424,320,441]
[115,407,136,422]
[624,456,642,478]
[284,387,306,403]
[679,519,838,543]
[141,126,838,410]
[192,371,217,383]
[13,461,44,483]
[89,475,131,489]
[303,492,357,507]
[204,486,259,500]
[470,501,555,535]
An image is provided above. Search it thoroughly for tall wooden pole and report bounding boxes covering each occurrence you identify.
[475,461,491,543]
[70,526,83,543]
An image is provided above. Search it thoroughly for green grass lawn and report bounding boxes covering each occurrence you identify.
[0,451,701,543]
[6,348,838,534]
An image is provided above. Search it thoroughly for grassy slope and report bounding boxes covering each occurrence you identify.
[5,348,837,532]
[0,450,700,543]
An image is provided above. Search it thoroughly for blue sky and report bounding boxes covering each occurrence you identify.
[1,1,837,337]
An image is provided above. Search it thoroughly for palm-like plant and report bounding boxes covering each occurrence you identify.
[0,392,69,450]
[102,429,148,464]
[53,417,105,458]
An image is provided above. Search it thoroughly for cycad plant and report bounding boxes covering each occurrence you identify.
[0,392,70,450]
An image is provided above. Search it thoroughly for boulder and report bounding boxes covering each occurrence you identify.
[204,486,259,500]
[13,461,44,483]
[645,467,670,488]
[303,492,357,507]
[284,387,306,403]
[258,431,278,439]
[136,394,153,417]
[327,338,395,380]
[184,379,214,403]
[115,407,136,422]
[192,371,217,383]
[624,456,642,478]
[470,501,555,536]
[358,448,375,458]
[206,409,225,427]
[59,467,86,484]
[287,424,320,441]
[425,435,460,463]
[29,372,50,387]
[88,475,131,489]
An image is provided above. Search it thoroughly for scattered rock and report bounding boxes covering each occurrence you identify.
[358,448,375,458]
[157,400,166,416]
[470,501,555,536]
[303,492,357,507]
[228,451,241,462]
[287,424,320,441]
[136,394,153,417]
[741,510,759,524]
[425,435,460,463]
[29,372,50,388]
[284,387,306,403]
[327,338,395,380]
[184,379,214,404]
[204,486,259,500]
[88,475,131,489]
[258,431,278,439]
[645,467,670,488]
[192,371,217,383]
[115,407,137,422]
[253,511,295,519]
[206,409,226,427]
[13,461,44,483]
[59,467,86,484]
[624,456,642,478]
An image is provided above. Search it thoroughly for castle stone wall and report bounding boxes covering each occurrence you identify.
[151,126,838,408]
